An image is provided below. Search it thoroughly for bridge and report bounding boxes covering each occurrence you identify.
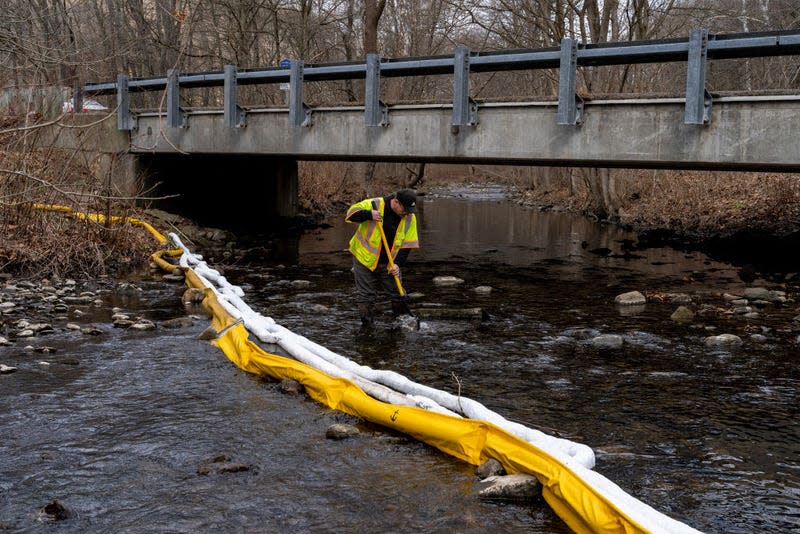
[61,29,800,221]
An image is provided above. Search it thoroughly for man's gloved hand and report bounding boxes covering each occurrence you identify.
[371,209,382,221]
[388,264,400,277]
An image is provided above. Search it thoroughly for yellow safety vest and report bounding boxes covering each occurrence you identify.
[345,197,419,271]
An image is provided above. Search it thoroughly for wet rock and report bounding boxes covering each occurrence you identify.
[743,312,760,319]
[278,379,304,395]
[29,323,54,334]
[750,334,768,343]
[326,423,360,440]
[473,286,493,295]
[111,313,130,321]
[0,520,16,529]
[0,302,16,310]
[308,304,329,314]
[730,299,748,306]
[477,473,541,501]
[80,326,103,336]
[198,462,251,475]
[197,453,251,475]
[433,276,464,286]
[563,327,597,340]
[705,334,743,347]
[614,291,646,306]
[33,346,56,354]
[0,336,9,346]
[1,364,18,374]
[475,458,505,479]
[160,317,194,329]
[130,319,156,331]
[41,499,73,521]
[197,326,217,341]
[290,280,312,288]
[63,295,95,304]
[66,323,81,331]
[215,463,251,473]
[743,287,770,300]
[733,306,752,315]
[670,306,695,323]
[113,319,134,329]
[182,288,205,304]
[15,329,35,338]
[668,293,692,304]
[163,273,185,282]
[591,334,623,349]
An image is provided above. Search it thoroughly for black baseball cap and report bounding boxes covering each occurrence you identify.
[396,189,417,213]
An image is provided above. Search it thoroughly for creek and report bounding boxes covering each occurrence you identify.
[1,185,798,533]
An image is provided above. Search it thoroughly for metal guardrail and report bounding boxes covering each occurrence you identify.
[79,29,800,131]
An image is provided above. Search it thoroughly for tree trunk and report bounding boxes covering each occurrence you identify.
[363,0,386,56]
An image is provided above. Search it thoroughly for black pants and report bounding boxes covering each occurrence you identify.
[352,257,404,304]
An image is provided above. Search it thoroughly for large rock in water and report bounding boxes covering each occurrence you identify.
[475,459,505,479]
[591,334,624,349]
[705,333,743,347]
[433,276,464,287]
[478,473,541,501]
[614,291,646,306]
[671,306,695,323]
[325,423,360,440]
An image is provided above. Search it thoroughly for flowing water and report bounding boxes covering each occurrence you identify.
[1,186,799,533]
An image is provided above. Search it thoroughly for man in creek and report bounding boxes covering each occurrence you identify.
[345,189,419,326]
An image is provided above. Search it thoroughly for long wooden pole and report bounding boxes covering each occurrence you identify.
[376,221,406,297]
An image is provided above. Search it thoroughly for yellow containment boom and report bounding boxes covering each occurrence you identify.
[32,204,702,534]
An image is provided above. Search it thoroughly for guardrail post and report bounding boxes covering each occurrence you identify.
[224,65,246,128]
[167,68,186,128]
[557,38,583,125]
[452,46,477,132]
[289,60,312,127]
[685,28,712,125]
[365,54,388,127]
[116,74,136,131]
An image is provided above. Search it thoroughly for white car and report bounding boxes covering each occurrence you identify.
[62,98,108,113]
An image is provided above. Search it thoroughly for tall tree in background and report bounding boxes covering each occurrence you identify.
[364,0,387,55]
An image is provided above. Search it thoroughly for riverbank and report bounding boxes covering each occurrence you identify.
[506,169,800,278]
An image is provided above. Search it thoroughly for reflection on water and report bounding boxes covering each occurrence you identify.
[298,196,742,283]
[1,193,798,533]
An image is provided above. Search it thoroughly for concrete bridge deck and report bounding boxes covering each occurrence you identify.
[130,95,800,172]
